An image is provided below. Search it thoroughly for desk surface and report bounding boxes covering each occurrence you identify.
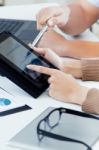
[0,3,99,150]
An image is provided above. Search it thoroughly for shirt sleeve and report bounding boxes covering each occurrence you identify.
[82,88,99,115]
[81,58,99,81]
[87,0,99,7]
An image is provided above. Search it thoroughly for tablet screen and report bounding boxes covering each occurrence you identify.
[0,36,49,80]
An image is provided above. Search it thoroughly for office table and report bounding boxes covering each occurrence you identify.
[0,3,99,150]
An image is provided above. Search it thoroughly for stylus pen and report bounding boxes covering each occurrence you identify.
[32,25,48,47]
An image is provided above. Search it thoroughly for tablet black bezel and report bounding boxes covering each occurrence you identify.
[0,32,56,98]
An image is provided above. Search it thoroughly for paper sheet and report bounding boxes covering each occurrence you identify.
[0,88,24,112]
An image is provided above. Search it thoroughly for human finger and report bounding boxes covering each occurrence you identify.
[27,65,57,76]
[48,76,55,84]
[36,7,63,29]
[28,44,46,56]
[33,47,46,56]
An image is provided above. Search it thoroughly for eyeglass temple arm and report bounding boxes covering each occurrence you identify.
[39,129,92,150]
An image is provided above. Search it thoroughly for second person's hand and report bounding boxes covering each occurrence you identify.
[29,45,62,69]
[36,5,70,29]
[29,46,82,79]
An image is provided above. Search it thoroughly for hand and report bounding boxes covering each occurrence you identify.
[37,30,68,57]
[27,65,89,105]
[29,46,82,78]
[29,46,62,69]
[60,57,82,79]
[36,6,70,29]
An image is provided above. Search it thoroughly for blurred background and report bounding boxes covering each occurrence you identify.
[0,0,76,6]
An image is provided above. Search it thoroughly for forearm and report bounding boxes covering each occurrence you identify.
[37,29,99,58]
[60,0,99,35]
[74,85,99,115]
[72,83,99,115]
[62,40,99,59]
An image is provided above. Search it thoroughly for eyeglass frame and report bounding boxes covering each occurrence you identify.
[37,107,99,150]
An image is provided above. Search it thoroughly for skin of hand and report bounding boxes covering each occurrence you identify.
[36,5,70,29]
[29,46,82,79]
[61,0,99,35]
[36,0,99,35]
[37,29,99,59]
[27,64,89,106]
[37,30,69,57]
[60,57,82,79]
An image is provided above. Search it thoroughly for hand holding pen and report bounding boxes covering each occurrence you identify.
[36,6,70,30]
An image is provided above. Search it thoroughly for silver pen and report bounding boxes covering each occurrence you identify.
[32,25,48,47]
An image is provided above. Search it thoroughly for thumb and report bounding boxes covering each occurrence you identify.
[45,49,62,68]
[47,17,58,27]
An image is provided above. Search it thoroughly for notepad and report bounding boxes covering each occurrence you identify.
[0,88,31,116]
[8,107,99,150]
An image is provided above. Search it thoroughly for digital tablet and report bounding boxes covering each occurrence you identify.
[0,32,56,98]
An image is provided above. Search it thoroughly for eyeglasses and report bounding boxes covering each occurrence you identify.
[37,107,99,150]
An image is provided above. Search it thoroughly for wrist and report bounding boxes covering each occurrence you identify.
[60,58,82,79]
[71,59,82,78]
[50,37,71,57]
[68,86,90,106]
[75,86,90,106]
[57,39,71,57]
[60,40,76,57]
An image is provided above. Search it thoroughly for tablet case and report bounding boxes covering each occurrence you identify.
[0,59,48,98]
[8,107,99,150]
[0,32,53,98]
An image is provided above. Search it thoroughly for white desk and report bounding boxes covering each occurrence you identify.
[0,3,99,150]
